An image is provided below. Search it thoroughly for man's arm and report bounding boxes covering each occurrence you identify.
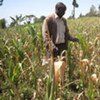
[42,19,50,49]
[42,18,57,51]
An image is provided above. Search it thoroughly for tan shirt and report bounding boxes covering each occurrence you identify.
[55,13,65,44]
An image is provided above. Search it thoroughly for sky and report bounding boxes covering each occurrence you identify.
[0,0,100,24]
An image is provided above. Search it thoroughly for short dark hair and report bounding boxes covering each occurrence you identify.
[55,2,66,11]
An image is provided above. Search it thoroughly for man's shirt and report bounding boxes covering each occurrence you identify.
[54,13,66,44]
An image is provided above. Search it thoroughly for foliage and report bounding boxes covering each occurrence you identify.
[72,0,79,19]
[86,5,97,17]
[34,16,46,23]
[0,0,3,6]
[72,0,79,8]
[0,17,100,99]
[79,5,100,18]
[0,18,6,29]
[10,15,25,27]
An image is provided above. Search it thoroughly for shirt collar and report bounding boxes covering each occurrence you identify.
[54,13,59,19]
[54,13,63,20]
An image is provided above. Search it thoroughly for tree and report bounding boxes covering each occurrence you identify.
[72,0,79,19]
[85,5,97,17]
[0,0,3,6]
[10,14,25,26]
[98,5,100,16]
[40,16,46,21]
[0,18,6,29]
[98,5,100,11]
[34,16,46,23]
[25,15,36,24]
[78,13,84,18]
[90,5,97,16]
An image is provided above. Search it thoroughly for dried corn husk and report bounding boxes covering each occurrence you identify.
[54,60,66,85]
[80,59,91,72]
[91,73,98,84]
[54,50,67,85]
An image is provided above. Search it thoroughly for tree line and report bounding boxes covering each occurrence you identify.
[79,5,100,18]
[0,4,100,29]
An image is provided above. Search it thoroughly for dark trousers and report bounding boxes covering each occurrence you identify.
[53,43,67,57]
[46,43,67,58]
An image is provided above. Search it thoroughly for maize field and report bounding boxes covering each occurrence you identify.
[0,17,100,100]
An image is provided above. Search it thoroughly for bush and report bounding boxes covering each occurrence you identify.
[0,18,6,29]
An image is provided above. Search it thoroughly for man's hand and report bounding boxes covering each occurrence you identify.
[53,46,59,57]
[53,46,58,53]
[55,47,58,51]
[73,38,79,42]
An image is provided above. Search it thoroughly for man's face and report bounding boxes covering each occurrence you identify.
[56,7,66,18]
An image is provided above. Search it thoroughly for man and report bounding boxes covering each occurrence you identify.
[42,2,79,58]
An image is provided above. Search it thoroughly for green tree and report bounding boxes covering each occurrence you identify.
[40,16,46,21]
[10,14,25,26]
[86,5,97,17]
[0,18,6,29]
[90,5,97,16]
[0,0,3,6]
[25,15,36,24]
[72,0,79,19]
[98,5,100,16]
[78,13,84,18]
[34,16,45,23]
[98,5,100,11]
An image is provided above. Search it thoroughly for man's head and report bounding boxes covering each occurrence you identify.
[55,2,66,18]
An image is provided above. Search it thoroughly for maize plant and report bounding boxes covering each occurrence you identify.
[0,17,100,99]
